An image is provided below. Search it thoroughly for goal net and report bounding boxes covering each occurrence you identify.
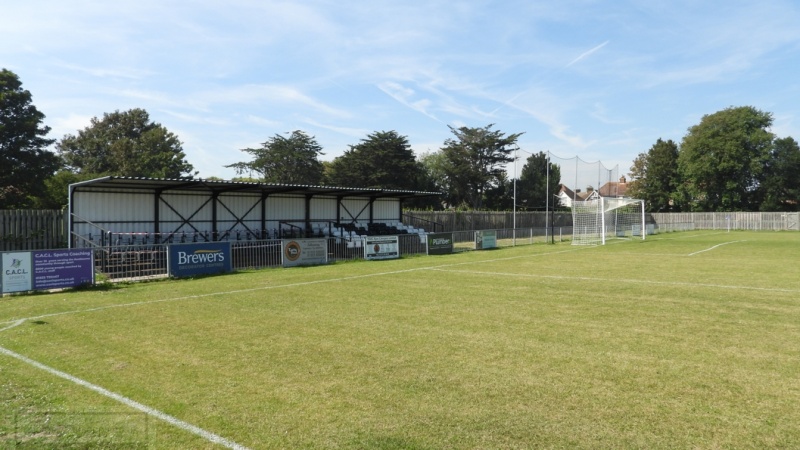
[572,197,645,245]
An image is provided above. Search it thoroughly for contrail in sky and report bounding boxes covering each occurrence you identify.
[566,40,610,67]
[489,40,611,116]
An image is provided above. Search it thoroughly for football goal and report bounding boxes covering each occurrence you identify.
[572,197,646,245]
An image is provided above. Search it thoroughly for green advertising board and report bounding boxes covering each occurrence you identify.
[427,233,454,255]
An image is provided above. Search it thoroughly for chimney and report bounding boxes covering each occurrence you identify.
[620,176,627,184]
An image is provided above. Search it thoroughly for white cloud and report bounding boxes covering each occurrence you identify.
[5,0,800,179]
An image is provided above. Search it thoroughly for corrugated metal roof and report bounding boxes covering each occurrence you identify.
[69,176,441,199]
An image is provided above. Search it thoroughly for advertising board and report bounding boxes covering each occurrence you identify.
[475,230,497,250]
[32,249,94,290]
[427,233,454,255]
[167,242,232,278]
[282,239,328,267]
[364,236,399,260]
[2,252,32,293]
[2,250,96,293]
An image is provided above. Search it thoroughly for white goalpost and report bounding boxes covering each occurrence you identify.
[572,197,646,245]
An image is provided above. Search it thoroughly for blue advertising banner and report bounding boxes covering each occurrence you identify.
[33,249,94,290]
[168,242,232,277]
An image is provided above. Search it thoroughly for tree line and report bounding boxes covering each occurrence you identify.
[2,68,798,212]
[1,68,555,211]
[629,106,800,212]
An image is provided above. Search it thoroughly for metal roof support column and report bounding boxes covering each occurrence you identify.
[212,191,219,241]
[397,198,404,223]
[154,188,163,238]
[261,191,269,239]
[305,194,313,234]
[369,197,375,223]
[68,185,76,248]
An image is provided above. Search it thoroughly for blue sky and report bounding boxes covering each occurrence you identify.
[4,0,800,181]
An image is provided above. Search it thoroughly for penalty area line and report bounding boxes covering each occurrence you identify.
[0,344,251,450]
[687,240,747,256]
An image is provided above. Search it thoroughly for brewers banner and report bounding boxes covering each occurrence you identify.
[168,242,232,277]
[427,233,454,255]
[282,239,328,267]
[365,236,399,260]
[475,230,497,250]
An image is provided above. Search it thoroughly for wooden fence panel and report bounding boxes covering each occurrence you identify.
[1,210,68,251]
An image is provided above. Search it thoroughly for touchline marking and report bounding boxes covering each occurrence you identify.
[0,344,250,450]
[0,247,584,331]
[688,240,747,256]
[0,246,582,447]
[430,268,800,294]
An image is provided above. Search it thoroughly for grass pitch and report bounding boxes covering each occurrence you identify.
[1,230,800,449]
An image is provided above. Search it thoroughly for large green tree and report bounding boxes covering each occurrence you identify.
[759,136,800,211]
[325,130,424,190]
[57,108,195,179]
[678,106,774,211]
[0,69,61,208]
[439,124,522,209]
[516,151,561,211]
[226,130,324,184]
[419,150,455,207]
[627,138,680,212]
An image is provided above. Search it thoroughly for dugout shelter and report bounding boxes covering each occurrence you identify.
[68,176,439,247]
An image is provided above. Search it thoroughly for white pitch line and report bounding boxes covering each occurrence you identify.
[688,240,747,256]
[0,344,250,450]
[0,319,25,333]
[0,246,584,447]
[429,268,800,294]
[0,247,584,331]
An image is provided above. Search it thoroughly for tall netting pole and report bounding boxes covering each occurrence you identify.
[545,152,550,243]
[513,147,517,246]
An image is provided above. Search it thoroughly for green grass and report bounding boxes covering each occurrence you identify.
[2,230,800,449]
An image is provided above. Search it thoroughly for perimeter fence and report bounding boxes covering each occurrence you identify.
[76,227,561,281]
[5,209,798,285]
[1,209,67,251]
[405,211,799,233]
[649,212,799,232]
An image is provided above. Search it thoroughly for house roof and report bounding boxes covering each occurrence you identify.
[558,184,576,199]
[557,184,598,201]
[598,179,629,197]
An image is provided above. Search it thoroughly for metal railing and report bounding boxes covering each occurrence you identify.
[85,226,579,282]
[91,234,430,280]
